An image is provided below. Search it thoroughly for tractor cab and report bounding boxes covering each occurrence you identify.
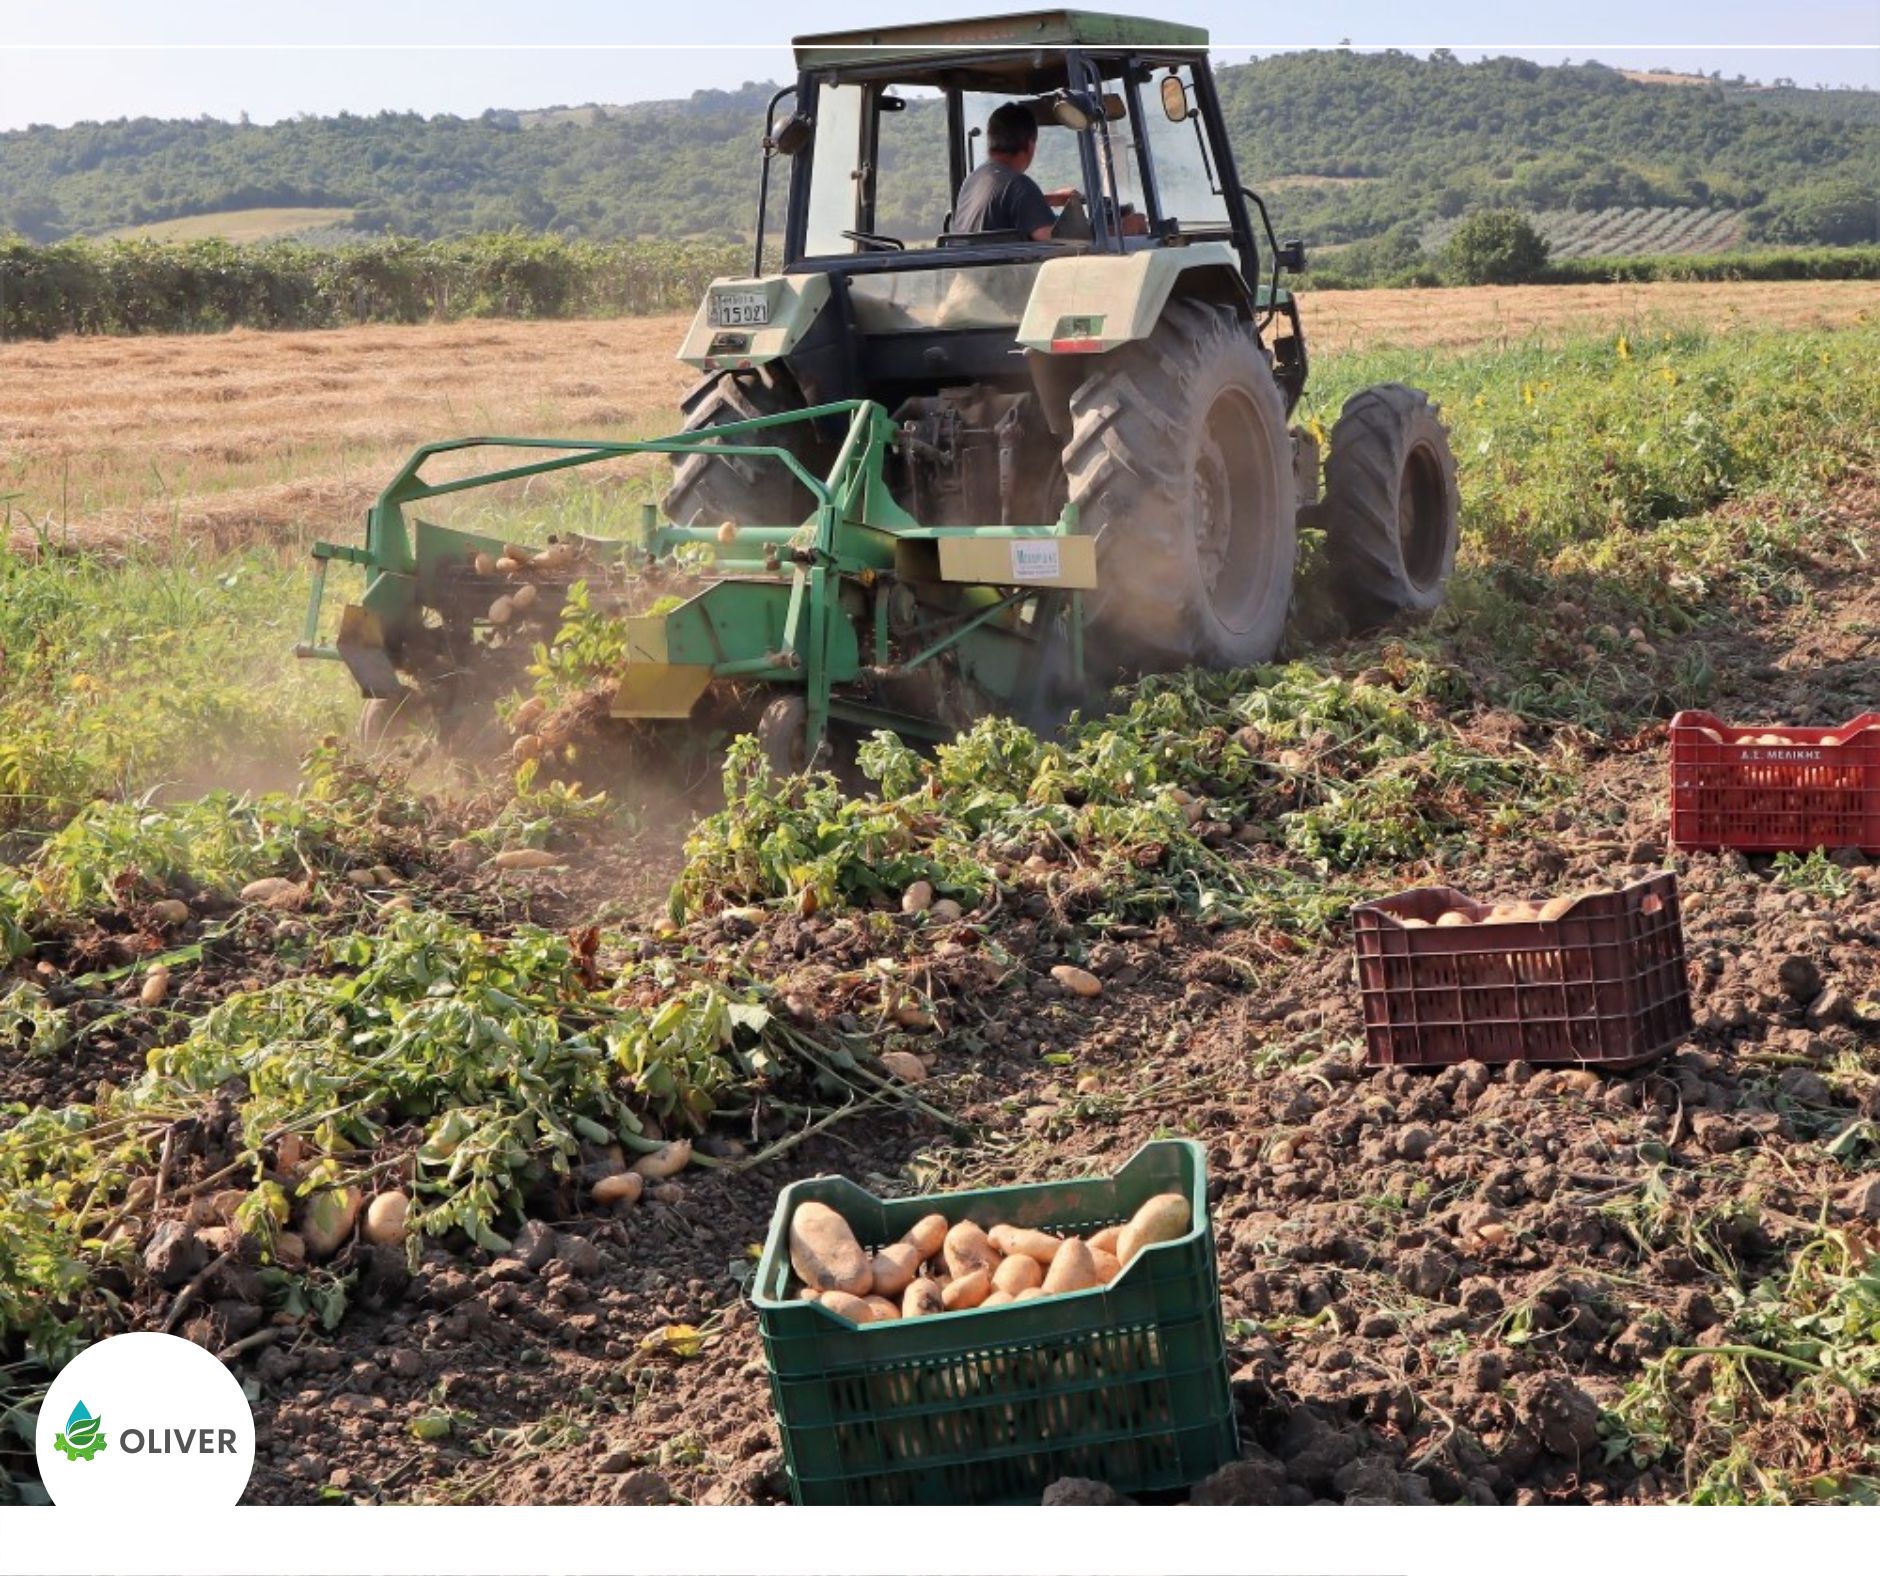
[682,11,1307,413]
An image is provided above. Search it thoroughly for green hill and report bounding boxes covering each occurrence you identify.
[2,54,1875,250]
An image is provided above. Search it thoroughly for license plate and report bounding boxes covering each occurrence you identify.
[710,290,768,327]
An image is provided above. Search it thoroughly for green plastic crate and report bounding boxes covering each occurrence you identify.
[752,1138,1234,1505]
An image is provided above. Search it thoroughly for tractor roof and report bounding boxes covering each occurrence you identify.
[792,10,1207,72]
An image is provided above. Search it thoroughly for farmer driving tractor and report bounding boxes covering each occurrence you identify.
[953,101,1148,240]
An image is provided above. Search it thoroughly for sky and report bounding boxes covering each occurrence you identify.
[0,0,1875,130]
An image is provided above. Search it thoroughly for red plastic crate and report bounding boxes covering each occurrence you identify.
[1669,710,1880,854]
[1351,872,1692,1070]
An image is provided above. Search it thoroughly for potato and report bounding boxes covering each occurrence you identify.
[902,1278,945,1319]
[1014,1287,1044,1301]
[240,877,305,910]
[1435,910,1472,928]
[943,1269,993,1310]
[988,1224,1062,1265]
[1041,1237,1099,1294]
[871,1241,923,1298]
[903,1213,948,1260]
[930,898,964,922]
[864,1295,902,1321]
[490,848,561,871]
[789,1200,873,1297]
[591,1172,643,1207]
[363,1190,410,1246]
[1091,1246,1122,1284]
[980,1289,1013,1308]
[511,583,539,611]
[943,1219,1001,1280]
[488,595,514,625]
[472,551,498,576]
[880,1051,928,1084]
[1050,964,1102,998]
[1538,895,1577,922]
[1116,1193,1191,1265]
[298,1186,361,1260]
[1398,915,1431,928]
[1086,1225,1122,1256]
[149,899,191,927]
[138,965,170,1008]
[992,1253,1043,1296]
[900,880,934,914]
[818,1290,877,1324]
[631,1139,691,1180]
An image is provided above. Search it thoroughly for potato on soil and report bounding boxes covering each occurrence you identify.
[871,1240,923,1298]
[900,880,934,914]
[592,1172,643,1207]
[902,1279,945,1319]
[988,1224,1062,1265]
[943,1220,1001,1280]
[942,1269,992,1311]
[240,876,305,910]
[1050,964,1102,998]
[1117,1193,1190,1264]
[299,1186,362,1259]
[880,1050,928,1084]
[149,899,191,927]
[992,1253,1043,1296]
[1041,1237,1099,1294]
[631,1139,691,1180]
[138,965,170,1008]
[363,1190,411,1246]
[489,847,560,871]
[789,1201,874,1296]
[817,1289,878,1324]
[904,1213,948,1260]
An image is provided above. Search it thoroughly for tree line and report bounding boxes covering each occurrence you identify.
[3,55,1874,250]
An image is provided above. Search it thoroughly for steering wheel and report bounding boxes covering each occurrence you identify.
[842,230,905,253]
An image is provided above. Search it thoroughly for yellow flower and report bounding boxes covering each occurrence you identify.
[1615,334,1631,361]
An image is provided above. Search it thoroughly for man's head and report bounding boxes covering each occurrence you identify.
[986,102,1039,170]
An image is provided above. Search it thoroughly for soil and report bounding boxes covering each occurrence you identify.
[4,497,1875,1508]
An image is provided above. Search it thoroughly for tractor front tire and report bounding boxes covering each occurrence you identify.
[1063,299,1296,676]
[1316,383,1459,629]
[661,367,829,529]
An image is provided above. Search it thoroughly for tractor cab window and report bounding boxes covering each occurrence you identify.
[803,81,866,256]
[1143,64,1231,230]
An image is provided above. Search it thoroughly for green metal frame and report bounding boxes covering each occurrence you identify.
[297,400,1088,764]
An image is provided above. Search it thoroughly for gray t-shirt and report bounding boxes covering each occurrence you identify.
[952,161,1056,238]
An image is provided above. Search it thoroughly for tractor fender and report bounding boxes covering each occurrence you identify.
[676,273,833,373]
[1015,242,1253,355]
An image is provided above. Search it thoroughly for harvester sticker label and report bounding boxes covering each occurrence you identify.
[1010,540,1062,582]
[1741,748,1826,763]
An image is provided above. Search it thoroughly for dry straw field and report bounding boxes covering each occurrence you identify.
[5,279,1875,551]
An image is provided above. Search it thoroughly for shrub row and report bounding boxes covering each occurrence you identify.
[1299,244,1880,292]
[0,232,747,339]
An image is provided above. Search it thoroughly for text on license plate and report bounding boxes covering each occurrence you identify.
[711,291,769,327]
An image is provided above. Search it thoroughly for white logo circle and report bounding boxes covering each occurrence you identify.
[34,1332,256,1508]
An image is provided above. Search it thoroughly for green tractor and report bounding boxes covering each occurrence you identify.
[297,10,1459,771]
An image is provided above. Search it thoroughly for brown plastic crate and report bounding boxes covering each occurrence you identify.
[1668,710,1880,854]
[1351,872,1692,1069]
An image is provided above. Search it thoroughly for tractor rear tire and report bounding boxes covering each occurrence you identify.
[1062,299,1296,676]
[661,367,830,528]
[1316,383,1459,629]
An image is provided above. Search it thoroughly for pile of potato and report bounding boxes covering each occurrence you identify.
[1691,726,1838,746]
[787,1192,1192,1325]
[1392,895,1581,928]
